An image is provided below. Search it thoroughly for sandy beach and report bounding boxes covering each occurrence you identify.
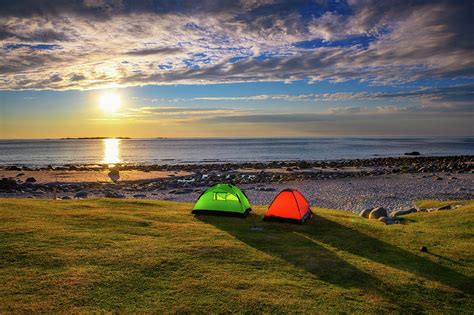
[0,169,191,184]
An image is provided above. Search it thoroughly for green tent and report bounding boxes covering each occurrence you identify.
[192,184,252,217]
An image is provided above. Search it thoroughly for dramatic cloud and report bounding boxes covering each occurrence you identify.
[0,0,473,90]
[194,84,474,104]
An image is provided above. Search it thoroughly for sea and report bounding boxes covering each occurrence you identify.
[0,137,473,167]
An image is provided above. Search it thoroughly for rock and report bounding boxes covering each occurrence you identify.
[404,151,420,156]
[359,208,372,218]
[0,178,19,191]
[16,173,25,177]
[74,191,88,198]
[6,166,22,171]
[108,169,120,182]
[61,196,72,200]
[25,177,37,183]
[369,207,388,219]
[379,216,398,225]
[391,208,417,217]
[104,191,125,198]
[420,246,428,253]
[437,205,452,210]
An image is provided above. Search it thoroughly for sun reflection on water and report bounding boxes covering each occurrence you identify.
[102,138,121,165]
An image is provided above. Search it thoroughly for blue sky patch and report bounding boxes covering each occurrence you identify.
[5,43,61,51]
[294,34,378,50]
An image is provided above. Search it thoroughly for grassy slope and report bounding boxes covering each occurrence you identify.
[0,198,473,313]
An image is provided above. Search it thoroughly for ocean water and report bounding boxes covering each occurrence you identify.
[0,137,473,167]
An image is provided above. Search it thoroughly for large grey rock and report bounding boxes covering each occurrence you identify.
[391,208,417,217]
[74,191,88,198]
[359,208,372,218]
[369,207,388,219]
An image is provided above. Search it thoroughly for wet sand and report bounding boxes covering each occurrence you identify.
[0,170,191,184]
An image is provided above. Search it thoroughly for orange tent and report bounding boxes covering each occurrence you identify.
[263,189,313,224]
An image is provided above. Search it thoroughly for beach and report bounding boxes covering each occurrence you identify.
[2,155,473,212]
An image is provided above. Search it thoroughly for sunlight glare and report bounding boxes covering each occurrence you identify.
[99,92,121,113]
[102,138,121,165]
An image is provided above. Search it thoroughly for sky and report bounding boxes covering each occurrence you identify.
[0,0,473,138]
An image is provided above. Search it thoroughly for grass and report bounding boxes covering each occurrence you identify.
[0,198,473,313]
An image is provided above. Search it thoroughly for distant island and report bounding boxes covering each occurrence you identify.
[60,137,131,140]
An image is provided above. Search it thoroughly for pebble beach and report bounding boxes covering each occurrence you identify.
[1,155,473,213]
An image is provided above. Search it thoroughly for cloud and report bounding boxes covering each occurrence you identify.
[194,84,474,106]
[116,106,252,122]
[193,109,473,129]
[124,47,182,56]
[0,0,472,90]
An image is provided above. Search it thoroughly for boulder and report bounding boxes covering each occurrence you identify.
[404,151,420,156]
[25,177,37,183]
[391,208,417,217]
[369,207,388,219]
[437,205,452,210]
[108,169,120,182]
[359,208,372,218]
[0,178,19,191]
[379,216,398,225]
[74,191,88,198]
[6,166,22,171]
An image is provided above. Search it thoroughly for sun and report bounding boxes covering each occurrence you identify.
[99,92,121,113]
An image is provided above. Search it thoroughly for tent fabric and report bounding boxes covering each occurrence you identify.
[192,184,251,217]
[263,189,312,224]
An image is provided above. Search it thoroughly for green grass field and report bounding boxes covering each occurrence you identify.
[0,198,473,313]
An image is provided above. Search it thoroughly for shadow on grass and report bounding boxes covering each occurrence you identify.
[197,213,473,296]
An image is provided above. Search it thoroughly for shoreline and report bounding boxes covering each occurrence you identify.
[1,155,473,212]
[2,154,473,171]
